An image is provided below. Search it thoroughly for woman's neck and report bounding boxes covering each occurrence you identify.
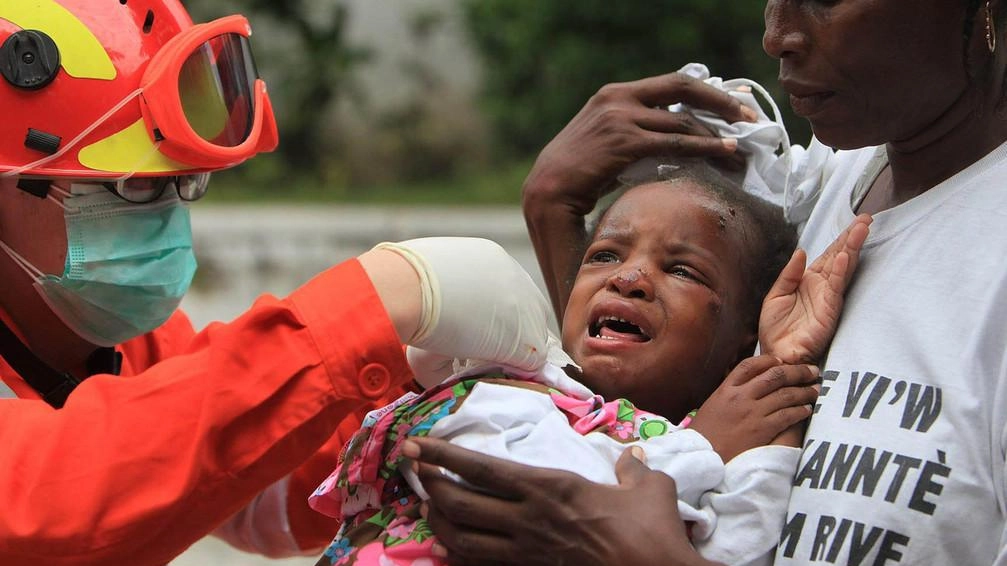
[878,80,1007,211]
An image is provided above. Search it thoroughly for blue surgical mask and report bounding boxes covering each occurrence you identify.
[1,183,197,347]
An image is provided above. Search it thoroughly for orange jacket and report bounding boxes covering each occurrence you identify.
[0,259,414,566]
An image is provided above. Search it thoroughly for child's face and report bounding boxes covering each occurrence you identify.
[561,180,756,420]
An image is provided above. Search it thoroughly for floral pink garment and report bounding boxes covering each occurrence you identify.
[310,371,675,566]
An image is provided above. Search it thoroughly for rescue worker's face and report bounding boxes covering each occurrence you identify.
[0,177,68,276]
[0,177,95,365]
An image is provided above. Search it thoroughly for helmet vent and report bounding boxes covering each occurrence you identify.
[143,10,155,34]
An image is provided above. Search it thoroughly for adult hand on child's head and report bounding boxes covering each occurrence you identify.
[403,438,719,566]
[523,71,757,320]
[690,355,820,461]
[522,71,757,214]
[374,237,551,373]
[759,214,872,364]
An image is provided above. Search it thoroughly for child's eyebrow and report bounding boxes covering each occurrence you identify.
[664,241,721,266]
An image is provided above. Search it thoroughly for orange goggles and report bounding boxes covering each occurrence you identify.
[139,15,278,170]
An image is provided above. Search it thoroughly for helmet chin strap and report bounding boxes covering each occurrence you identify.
[0,317,120,408]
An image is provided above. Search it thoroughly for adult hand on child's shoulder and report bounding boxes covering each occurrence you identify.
[690,355,819,461]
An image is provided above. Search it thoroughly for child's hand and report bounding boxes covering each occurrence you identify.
[770,422,807,448]
[759,214,872,364]
[689,355,819,463]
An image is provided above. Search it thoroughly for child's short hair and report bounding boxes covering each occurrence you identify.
[585,159,798,330]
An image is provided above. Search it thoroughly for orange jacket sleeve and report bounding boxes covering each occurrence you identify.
[0,259,411,566]
[120,291,415,557]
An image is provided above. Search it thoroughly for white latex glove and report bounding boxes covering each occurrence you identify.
[407,330,579,391]
[374,237,550,373]
[405,346,457,390]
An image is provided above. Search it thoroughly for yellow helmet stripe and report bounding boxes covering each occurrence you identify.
[78,118,191,173]
[0,0,115,80]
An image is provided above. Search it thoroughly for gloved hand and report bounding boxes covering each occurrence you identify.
[406,330,577,390]
[405,346,457,390]
[375,237,550,373]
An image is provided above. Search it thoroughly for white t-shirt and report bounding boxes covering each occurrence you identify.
[773,142,1007,565]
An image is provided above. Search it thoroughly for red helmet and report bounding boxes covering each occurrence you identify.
[0,0,278,179]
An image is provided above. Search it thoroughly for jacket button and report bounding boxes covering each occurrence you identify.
[358,363,390,398]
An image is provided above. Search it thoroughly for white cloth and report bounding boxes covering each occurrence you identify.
[772,141,1007,565]
[403,362,800,566]
[619,63,834,231]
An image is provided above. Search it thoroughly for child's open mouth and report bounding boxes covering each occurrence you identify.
[589,315,651,343]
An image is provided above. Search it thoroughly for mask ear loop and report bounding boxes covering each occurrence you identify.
[46,184,71,211]
[0,88,144,180]
[2,185,69,277]
[0,239,47,282]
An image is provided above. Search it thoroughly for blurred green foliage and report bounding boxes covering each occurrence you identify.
[184,1,809,202]
[186,0,371,197]
[460,0,809,157]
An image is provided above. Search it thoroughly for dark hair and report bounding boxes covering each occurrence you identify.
[584,160,798,331]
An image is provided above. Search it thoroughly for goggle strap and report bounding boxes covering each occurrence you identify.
[1,88,144,179]
[0,240,45,281]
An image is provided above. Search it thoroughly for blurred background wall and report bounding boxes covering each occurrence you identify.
[170,0,801,562]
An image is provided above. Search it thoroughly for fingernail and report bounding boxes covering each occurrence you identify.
[721,137,738,151]
[741,105,759,122]
[402,440,420,459]
[432,543,448,558]
[812,383,822,393]
[735,85,753,93]
[808,365,820,376]
[630,445,647,463]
